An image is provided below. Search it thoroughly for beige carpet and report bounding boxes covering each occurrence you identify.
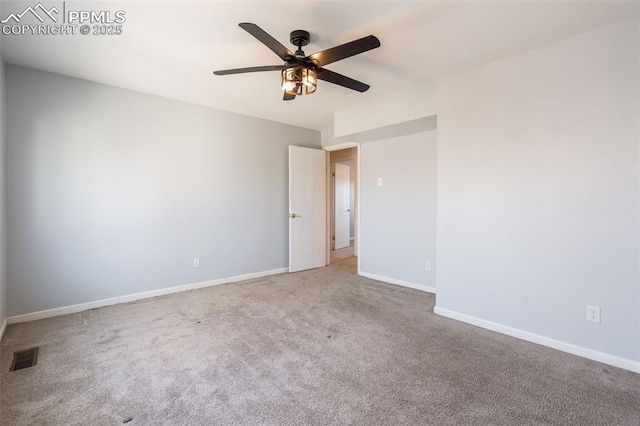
[1,256,639,425]
[331,243,354,262]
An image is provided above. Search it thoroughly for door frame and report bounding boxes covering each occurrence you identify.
[324,142,360,270]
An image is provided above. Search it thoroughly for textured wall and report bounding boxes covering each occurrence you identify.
[339,18,640,363]
[434,18,639,362]
[360,131,437,290]
[6,65,320,316]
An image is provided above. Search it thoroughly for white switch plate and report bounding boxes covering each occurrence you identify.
[193,258,200,268]
[586,305,600,323]
[425,261,432,271]
[377,177,383,187]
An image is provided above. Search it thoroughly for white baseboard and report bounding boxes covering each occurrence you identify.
[359,271,436,294]
[7,267,289,325]
[0,317,7,342]
[434,306,640,374]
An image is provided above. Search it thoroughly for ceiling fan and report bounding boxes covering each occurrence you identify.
[213,23,380,101]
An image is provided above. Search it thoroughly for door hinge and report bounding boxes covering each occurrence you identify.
[332,172,335,177]
[332,236,335,241]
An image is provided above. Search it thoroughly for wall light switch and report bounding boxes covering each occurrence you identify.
[377,177,383,187]
[193,258,200,268]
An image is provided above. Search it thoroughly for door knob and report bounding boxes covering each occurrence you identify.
[290,213,297,218]
[347,209,351,212]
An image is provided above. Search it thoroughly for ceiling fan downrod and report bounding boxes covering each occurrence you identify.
[290,30,310,59]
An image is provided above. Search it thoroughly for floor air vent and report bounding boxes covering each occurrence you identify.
[10,347,39,371]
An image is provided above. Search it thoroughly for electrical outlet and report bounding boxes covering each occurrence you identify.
[377,177,383,187]
[586,305,600,323]
[425,261,432,271]
[193,258,200,268]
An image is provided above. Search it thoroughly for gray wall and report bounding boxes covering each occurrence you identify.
[6,65,320,316]
[0,56,6,323]
[434,18,639,361]
[336,18,639,363]
[360,131,437,289]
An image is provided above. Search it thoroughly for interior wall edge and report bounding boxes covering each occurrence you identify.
[359,271,436,295]
[0,317,6,342]
[434,306,640,374]
[338,115,438,144]
[7,267,289,324]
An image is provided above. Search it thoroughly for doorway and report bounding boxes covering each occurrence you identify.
[287,143,359,272]
[325,144,359,266]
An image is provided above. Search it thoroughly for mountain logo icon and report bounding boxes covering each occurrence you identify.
[1,3,59,24]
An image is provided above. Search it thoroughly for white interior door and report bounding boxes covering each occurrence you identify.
[334,163,351,250]
[289,146,327,272]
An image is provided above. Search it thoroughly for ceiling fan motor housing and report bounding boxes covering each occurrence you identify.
[290,30,310,47]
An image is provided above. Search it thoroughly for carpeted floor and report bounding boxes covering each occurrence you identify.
[331,243,354,262]
[1,255,639,425]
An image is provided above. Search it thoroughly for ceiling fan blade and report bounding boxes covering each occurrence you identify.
[239,23,295,61]
[317,68,370,92]
[307,35,380,67]
[283,92,296,101]
[213,65,285,76]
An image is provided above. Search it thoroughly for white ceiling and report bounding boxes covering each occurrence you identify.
[2,1,638,130]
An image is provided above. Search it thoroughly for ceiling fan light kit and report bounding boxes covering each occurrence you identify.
[213,23,380,101]
[282,29,317,96]
[281,66,317,96]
